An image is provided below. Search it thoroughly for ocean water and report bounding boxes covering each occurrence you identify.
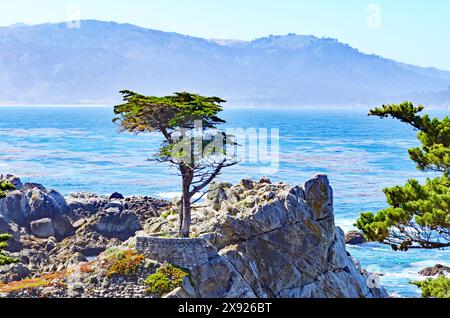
[0,106,448,297]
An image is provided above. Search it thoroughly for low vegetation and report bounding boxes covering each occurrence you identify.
[0,271,68,293]
[106,250,145,278]
[145,263,190,295]
[412,276,450,298]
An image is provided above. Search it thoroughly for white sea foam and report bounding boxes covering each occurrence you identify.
[335,219,357,232]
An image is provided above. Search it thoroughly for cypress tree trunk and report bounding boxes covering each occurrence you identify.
[179,166,193,238]
[180,191,191,238]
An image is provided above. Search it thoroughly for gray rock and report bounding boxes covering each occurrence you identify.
[30,218,55,238]
[303,174,334,220]
[52,215,75,239]
[94,210,142,240]
[177,174,388,298]
[259,176,272,184]
[0,263,30,283]
[240,179,254,190]
[206,182,230,210]
[72,219,87,228]
[0,182,70,226]
[345,230,367,245]
[1,175,24,190]
[66,193,109,214]
[29,215,73,240]
[105,201,123,211]
[0,215,22,252]
[419,264,450,277]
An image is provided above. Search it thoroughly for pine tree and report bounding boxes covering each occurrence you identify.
[356,102,450,250]
[413,276,450,298]
[0,234,18,266]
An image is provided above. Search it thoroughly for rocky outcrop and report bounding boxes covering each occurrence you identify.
[30,216,74,240]
[0,176,169,283]
[419,264,450,277]
[345,230,367,245]
[67,193,165,221]
[141,175,388,298]
[0,216,22,252]
[66,193,109,215]
[0,177,71,232]
[1,175,24,190]
[1,174,388,298]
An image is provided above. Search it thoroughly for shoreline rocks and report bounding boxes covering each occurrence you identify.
[140,175,388,298]
[1,174,388,298]
[419,264,450,277]
[0,175,171,283]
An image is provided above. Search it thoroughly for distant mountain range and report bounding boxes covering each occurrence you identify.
[0,20,449,107]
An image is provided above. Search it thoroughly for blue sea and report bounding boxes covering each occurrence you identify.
[0,106,448,297]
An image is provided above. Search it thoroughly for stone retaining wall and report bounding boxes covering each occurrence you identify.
[136,236,209,270]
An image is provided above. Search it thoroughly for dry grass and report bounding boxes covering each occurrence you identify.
[0,271,69,293]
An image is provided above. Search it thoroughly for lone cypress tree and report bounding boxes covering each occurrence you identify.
[114,91,238,237]
[356,102,450,250]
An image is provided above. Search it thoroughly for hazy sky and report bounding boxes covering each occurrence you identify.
[1,0,450,70]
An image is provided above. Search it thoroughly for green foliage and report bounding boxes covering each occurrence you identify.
[113,90,226,134]
[145,263,190,295]
[113,90,235,167]
[0,234,19,266]
[113,90,238,237]
[0,181,15,199]
[356,176,450,250]
[356,102,450,250]
[412,276,450,298]
[369,102,450,175]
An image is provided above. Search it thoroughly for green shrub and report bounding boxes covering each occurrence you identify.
[412,276,450,298]
[146,263,190,295]
[0,181,15,199]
